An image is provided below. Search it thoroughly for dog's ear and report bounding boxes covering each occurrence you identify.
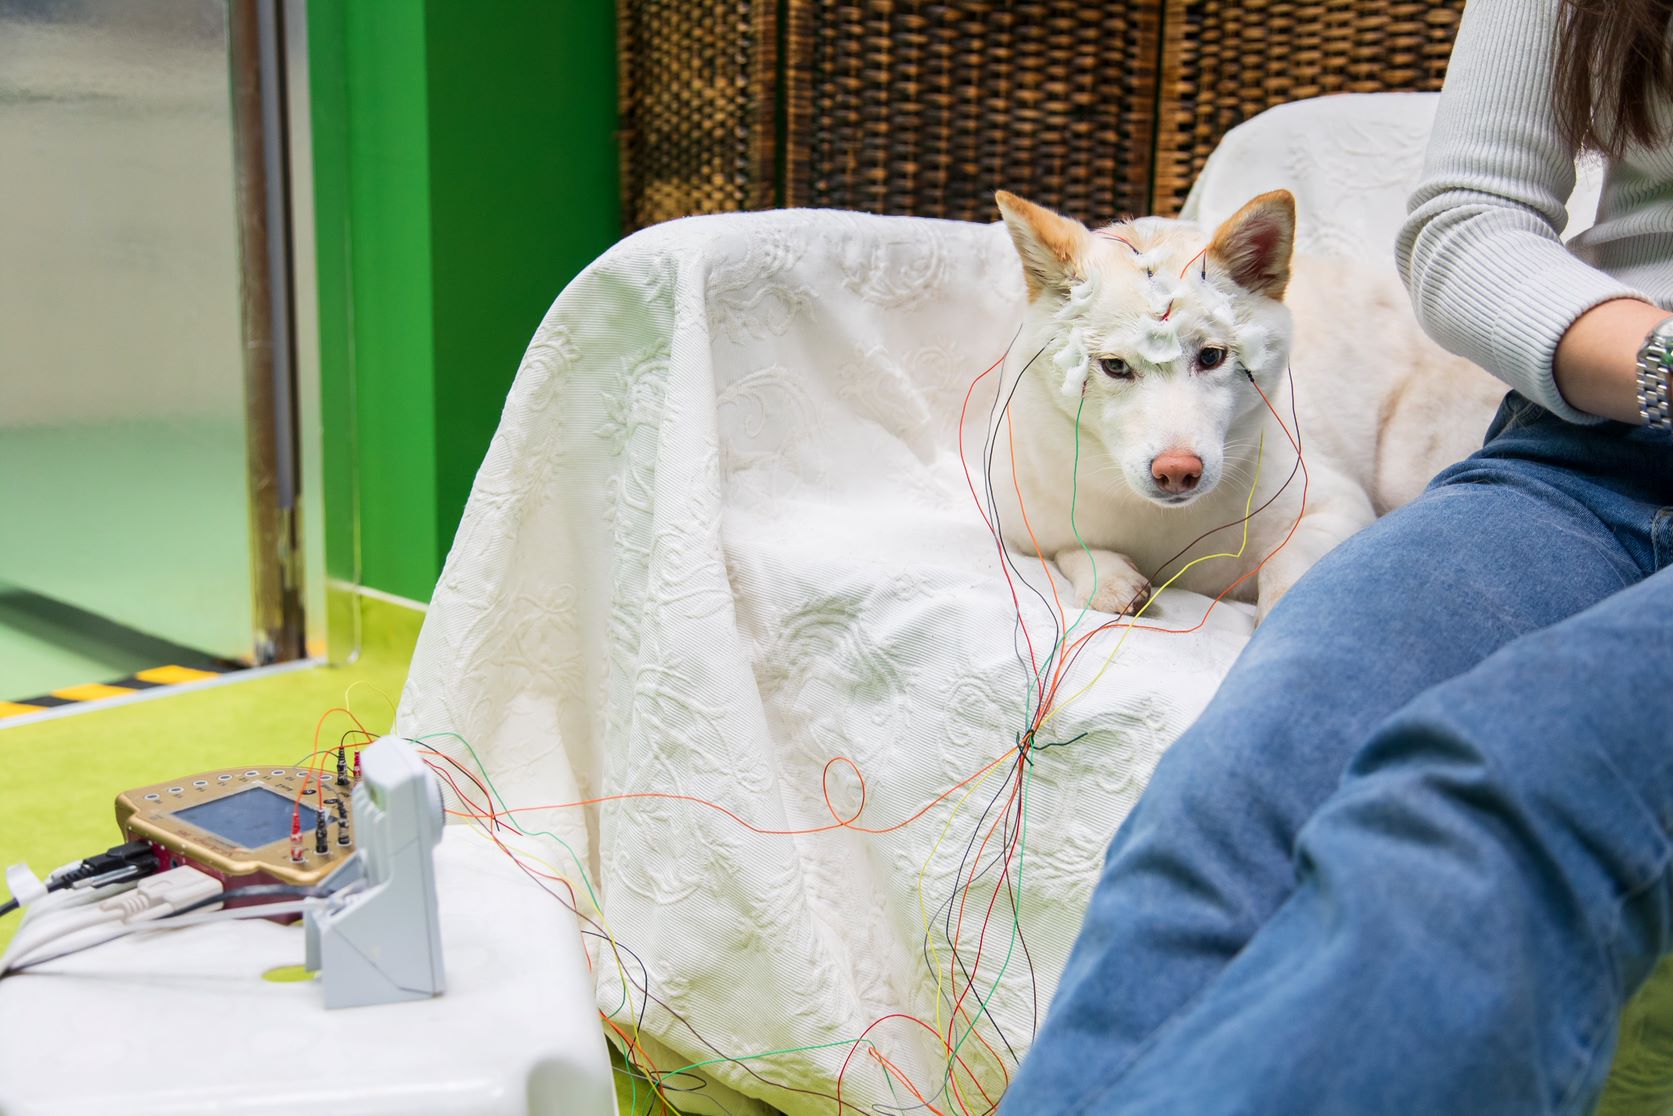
[995,191,1091,300]
[1207,190,1295,300]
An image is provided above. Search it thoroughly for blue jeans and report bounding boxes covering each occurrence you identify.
[1003,393,1673,1115]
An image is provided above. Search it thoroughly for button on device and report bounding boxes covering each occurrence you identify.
[193,780,208,788]
[144,793,160,801]
[245,770,259,777]
[168,787,183,795]
[218,774,232,782]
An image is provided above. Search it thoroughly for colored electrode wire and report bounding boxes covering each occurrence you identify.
[368,251,1311,1113]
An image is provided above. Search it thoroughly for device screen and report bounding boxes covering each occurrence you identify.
[173,785,319,849]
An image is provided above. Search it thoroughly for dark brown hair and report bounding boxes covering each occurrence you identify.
[1553,0,1673,156]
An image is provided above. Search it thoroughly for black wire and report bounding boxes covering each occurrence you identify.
[903,345,1048,1107]
[164,883,329,921]
[881,342,1074,1114]
[1024,732,1088,763]
[3,882,335,978]
[891,749,1028,1116]
[973,334,1045,714]
[934,754,1027,1061]
[1,840,158,921]
[981,344,1065,723]
[1144,362,1304,587]
[1050,360,1307,686]
[463,820,871,1115]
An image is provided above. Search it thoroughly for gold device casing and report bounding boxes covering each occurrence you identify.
[115,766,356,889]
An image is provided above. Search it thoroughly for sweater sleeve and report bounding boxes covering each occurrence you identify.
[1394,0,1649,424]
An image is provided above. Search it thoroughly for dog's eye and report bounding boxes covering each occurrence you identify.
[1100,356,1134,380]
[1197,346,1228,370]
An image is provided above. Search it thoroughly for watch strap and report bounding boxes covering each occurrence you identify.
[1636,315,1673,431]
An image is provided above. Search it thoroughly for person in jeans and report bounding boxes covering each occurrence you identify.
[1002,0,1673,1112]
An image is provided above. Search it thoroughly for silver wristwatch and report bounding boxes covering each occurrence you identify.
[1637,315,1673,431]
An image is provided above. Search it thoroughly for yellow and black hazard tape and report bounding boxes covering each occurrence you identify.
[0,663,242,722]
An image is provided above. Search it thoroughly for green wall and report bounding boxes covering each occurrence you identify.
[309,1,619,603]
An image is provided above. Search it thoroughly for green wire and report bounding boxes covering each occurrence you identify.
[418,731,652,1109]
[1021,392,1100,725]
[661,1037,888,1084]
[421,433,1083,1111]
[416,731,632,1022]
[1050,394,1102,689]
[390,354,1106,1109]
[941,751,1032,1098]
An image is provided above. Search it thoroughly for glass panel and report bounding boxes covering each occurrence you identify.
[0,0,256,664]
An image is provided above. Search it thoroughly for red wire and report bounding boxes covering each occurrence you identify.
[397,346,1308,1113]
[455,749,1016,839]
[835,1012,997,1116]
[959,345,1046,695]
[944,767,1027,1068]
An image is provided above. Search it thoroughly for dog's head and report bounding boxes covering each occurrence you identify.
[995,189,1295,507]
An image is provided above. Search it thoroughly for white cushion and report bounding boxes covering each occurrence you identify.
[1180,92,1600,256]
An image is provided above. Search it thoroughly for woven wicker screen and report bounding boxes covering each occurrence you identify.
[1151,0,1466,216]
[616,0,1466,231]
[783,1,1161,226]
[617,0,778,230]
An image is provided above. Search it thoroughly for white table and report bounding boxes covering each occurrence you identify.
[0,827,613,1116]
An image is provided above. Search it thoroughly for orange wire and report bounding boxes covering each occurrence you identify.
[959,343,1047,693]
[389,350,1303,1114]
[1033,366,1308,715]
[835,1012,996,1116]
[1005,406,1072,702]
[446,778,678,1111]
[944,770,1026,1060]
[456,747,1017,839]
[869,1046,949,1116]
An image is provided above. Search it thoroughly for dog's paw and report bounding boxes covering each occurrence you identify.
[1086,567,1152,615]
[1057,547,1152,615]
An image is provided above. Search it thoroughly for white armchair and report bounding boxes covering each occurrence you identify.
[398,93,1663,1116]
[399,199,1254,1114]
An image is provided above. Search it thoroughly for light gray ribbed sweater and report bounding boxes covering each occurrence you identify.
[1396,0,1673,424]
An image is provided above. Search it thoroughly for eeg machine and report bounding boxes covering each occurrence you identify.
[8,736,446,1010]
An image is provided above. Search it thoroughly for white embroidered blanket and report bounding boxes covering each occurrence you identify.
[397,206,1254,1114]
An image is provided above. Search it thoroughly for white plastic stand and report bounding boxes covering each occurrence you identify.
[0,826,612,1116]
[305,737,446,1009]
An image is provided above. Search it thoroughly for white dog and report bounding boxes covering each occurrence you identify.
[989,189,1505,622]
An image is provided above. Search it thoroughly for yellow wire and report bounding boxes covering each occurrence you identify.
[908,442,1277,1102]
[1039,431,1266,730]
[913,751,1012,1109]
[342,680,398,737]
[455,812,656,1099]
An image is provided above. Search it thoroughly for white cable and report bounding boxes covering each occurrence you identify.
[23,878,136,919]
[4,862,46,909]
[6,900,320,973]
[0,866,223,977]
[0,904,124,973]
[4,916,146,973]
